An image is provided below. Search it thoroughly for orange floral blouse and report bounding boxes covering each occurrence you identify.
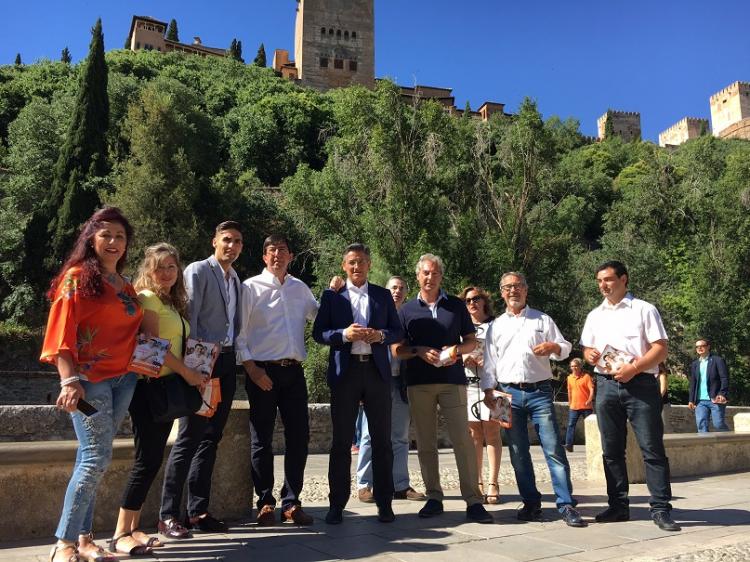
[40,266,144,383]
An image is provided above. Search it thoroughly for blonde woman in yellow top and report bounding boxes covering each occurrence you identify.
[111,243,204,555]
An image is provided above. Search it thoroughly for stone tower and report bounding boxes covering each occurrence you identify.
[294,0,375,90]
[597,110,641,142]
[710,81,750,140]
[658,117,709,147]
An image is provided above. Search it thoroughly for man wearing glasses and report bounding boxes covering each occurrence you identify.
[688,339,730,432]
[481,272,585,527]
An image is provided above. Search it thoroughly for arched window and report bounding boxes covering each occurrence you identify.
[329,28,334,35]
[344,31,349,40]
[352,31,357,40]
[336,29,341,38]
[321,27,326,36]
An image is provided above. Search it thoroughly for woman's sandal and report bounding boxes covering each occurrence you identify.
[49,543,79,562]
[478,483,486,503]
[108,532,152,557]
[132,528,163,548]
[485,482,501,505]
[76,533,118,562]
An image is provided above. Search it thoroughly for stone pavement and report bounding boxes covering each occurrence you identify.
[2,448,749,561]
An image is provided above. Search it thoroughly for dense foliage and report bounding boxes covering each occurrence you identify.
[1,50,748,402]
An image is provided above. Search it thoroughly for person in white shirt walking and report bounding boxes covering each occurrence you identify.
[236,234,319,526]
[482,272,585,527]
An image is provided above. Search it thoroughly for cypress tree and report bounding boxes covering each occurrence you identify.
[227,38,238,59]
[167,19,179,42]
[603,110,615,139]
[61,47,72,64]
[253,43,267,67]
[46,18,110,267]
[14,53,21,66]
[236,40,244,63]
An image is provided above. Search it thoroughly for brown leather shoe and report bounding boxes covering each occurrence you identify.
[256,504,276,526]
[394,487,426,501]
[358,487,375,503]
[282,505,314,526]
[158,518,192,539]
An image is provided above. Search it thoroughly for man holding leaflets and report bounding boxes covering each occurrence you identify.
[236,234,320,526]
[481,272,585,527]
[580,260,680,532]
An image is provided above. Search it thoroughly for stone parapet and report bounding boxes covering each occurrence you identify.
[585,413,750,484]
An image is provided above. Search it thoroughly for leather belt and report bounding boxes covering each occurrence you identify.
[503,381,548,390]
[352,353,373,362]
[466,375,480,384]
[597,372,647,380]
[256,359,300,367]
[221,346,235,354]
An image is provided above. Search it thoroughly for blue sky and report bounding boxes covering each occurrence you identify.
[2,0,749,141]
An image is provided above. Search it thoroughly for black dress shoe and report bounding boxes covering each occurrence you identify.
[517,502,543,521]
[560,505,587,527]
[652,511,681,532]
[325,506,343,525]
[466,503,494,524]
[377,505,396,523]
[188,513,228,532]
[418,499,444,518]
[158,518,192,539]
[595,506,630,523]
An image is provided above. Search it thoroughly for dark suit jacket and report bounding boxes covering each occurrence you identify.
[689,354,729,403]
[312,283,403,386]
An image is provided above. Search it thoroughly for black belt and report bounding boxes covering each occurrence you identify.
[221,345,234,354]
[597,372,647,380]
[466,375,480,384]
[255,359,300,367]
[503,381,548,390]
[351,353,373,362]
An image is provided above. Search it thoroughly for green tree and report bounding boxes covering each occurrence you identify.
[166,19,179,42]
[61,47,72,64]
[14,54,21,66]
[253,43,267,67]
[227,39,244,63]
[24,18,110,283]
[603,110,615,139]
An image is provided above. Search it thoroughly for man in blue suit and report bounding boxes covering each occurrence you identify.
[313,243,403,524]
[689,339,730,432]
[159,221,244,537]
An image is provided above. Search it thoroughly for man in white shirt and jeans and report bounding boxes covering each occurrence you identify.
[482,271,585,527]
[580,260,679,532]
[236,234,319,526]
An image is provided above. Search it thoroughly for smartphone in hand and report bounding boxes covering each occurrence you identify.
[77,398,98,416]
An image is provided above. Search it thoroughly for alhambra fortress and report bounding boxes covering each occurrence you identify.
[125,0,749,144]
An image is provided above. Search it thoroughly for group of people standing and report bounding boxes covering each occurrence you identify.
[43,206,684,562]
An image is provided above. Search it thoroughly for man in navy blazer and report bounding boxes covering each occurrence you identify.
[688,338,730,432]
[313,243,403,524]
[159,221,244,537]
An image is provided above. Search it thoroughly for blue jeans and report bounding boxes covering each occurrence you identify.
[565,409,592,447]
[695,400,729,432]
[56,374,136,540]
[357,376,411,491]
[502,382,575,510]
[596,374,672,512]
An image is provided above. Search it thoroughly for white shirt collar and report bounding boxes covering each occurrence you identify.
[260,267,287,286]
[346,279,369,294]
[601,292,633,310]
[504,305,528,318]
[417,289,447,306]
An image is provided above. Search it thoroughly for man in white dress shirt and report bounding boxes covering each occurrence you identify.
[482,272,585,527]
[236,234,319,526]
[580,260,679,532]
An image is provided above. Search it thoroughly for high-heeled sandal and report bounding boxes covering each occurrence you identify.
[109,532,152,556]
[485,482,501,505]
[76,533,118,562]
[132,528,163,548]
[49,542,78,562]
[478,482,486,503]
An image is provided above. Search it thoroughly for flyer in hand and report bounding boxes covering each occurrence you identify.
[596,344,636,374]
[128,334,171,377]
[183,339,219,377]
[487,390,513,428]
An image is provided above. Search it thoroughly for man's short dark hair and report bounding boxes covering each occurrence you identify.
[596,260,628,282]
[263,234,292,254]
[215,221,242,236]
[696,337,711,346]
[342,243,370,260]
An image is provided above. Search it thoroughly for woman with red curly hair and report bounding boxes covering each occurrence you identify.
[41,207,143,562]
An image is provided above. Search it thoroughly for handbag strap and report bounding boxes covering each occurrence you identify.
[180,316,187,357]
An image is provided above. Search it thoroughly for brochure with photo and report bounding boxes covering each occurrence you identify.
[128,334,171,377]
[486,390,513,428]
[596,344,636,374]
[183,339,219,378]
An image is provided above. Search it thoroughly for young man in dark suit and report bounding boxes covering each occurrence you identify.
[689,339,730,432]
[313,243,403,524]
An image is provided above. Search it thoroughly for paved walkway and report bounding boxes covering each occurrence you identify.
[2,449,749,561]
